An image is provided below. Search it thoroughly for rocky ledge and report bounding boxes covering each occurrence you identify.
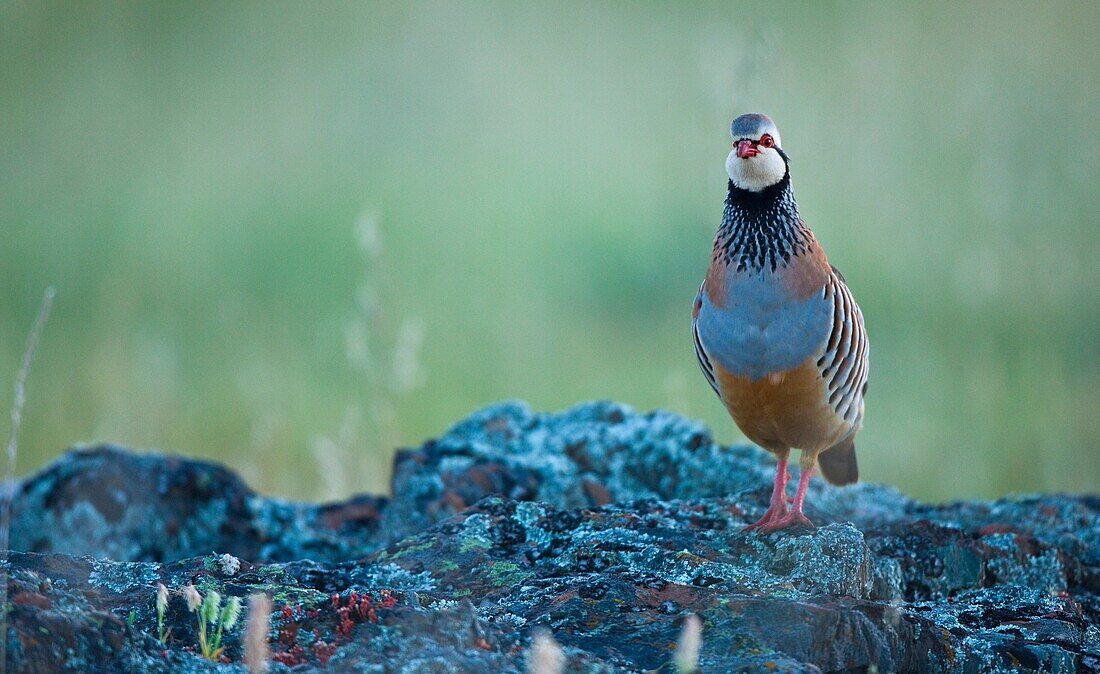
[4,401,1100,673]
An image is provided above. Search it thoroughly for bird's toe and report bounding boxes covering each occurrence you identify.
[742,503,789,532]
[751,510,814,533]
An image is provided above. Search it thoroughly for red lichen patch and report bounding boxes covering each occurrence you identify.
[268,591,402,666]
[332,591,383,636]
[272,604,308,667]
[272,645,305,667]
[312,640,337,665]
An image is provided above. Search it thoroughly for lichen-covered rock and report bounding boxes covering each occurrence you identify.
[4,401,1099,673]
[10,446,387,563]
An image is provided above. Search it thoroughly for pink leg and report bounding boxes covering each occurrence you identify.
[769,458,790,510]
[743,456,790,531]
[757,464,815,531]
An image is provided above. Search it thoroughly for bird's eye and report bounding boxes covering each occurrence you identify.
[759,134,774,148]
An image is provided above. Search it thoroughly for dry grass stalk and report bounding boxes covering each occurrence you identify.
[312,214,426,499]
[244,593,273,674]
[0,287,56,672]
[673,613,702,673]
[526,629,564,674]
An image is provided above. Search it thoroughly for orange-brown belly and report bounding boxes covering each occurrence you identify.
[715,357,849,454]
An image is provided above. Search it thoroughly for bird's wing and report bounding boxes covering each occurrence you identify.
[817,266,869,426]
[691,284,720,397]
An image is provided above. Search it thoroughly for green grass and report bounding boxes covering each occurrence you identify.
[1,2,1098,501]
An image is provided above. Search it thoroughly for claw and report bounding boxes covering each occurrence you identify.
[742,502,789,531]
[752,510,815,532]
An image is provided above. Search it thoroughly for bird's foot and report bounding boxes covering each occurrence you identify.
[752,510,815,533]
[742,503,789,531]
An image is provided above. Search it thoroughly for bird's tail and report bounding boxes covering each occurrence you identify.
[818,435,859,486]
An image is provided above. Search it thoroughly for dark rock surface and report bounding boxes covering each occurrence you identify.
[4,401,1100,672]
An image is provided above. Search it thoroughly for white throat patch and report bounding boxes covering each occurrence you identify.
[726,147,787,192]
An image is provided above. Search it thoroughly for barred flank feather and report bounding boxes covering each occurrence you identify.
[819,268,868,426]
[692,288,719,398]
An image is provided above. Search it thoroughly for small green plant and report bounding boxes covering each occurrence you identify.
[155,583,170,644]
[182,584,242,661]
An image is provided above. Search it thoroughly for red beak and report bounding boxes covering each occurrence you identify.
[736,139,759,158]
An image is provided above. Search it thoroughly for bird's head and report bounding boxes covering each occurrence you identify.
[725,113,788,192]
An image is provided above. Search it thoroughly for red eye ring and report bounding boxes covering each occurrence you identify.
[759,134,774,148]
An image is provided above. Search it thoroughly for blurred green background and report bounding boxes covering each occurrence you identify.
[1,2,1098,501]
